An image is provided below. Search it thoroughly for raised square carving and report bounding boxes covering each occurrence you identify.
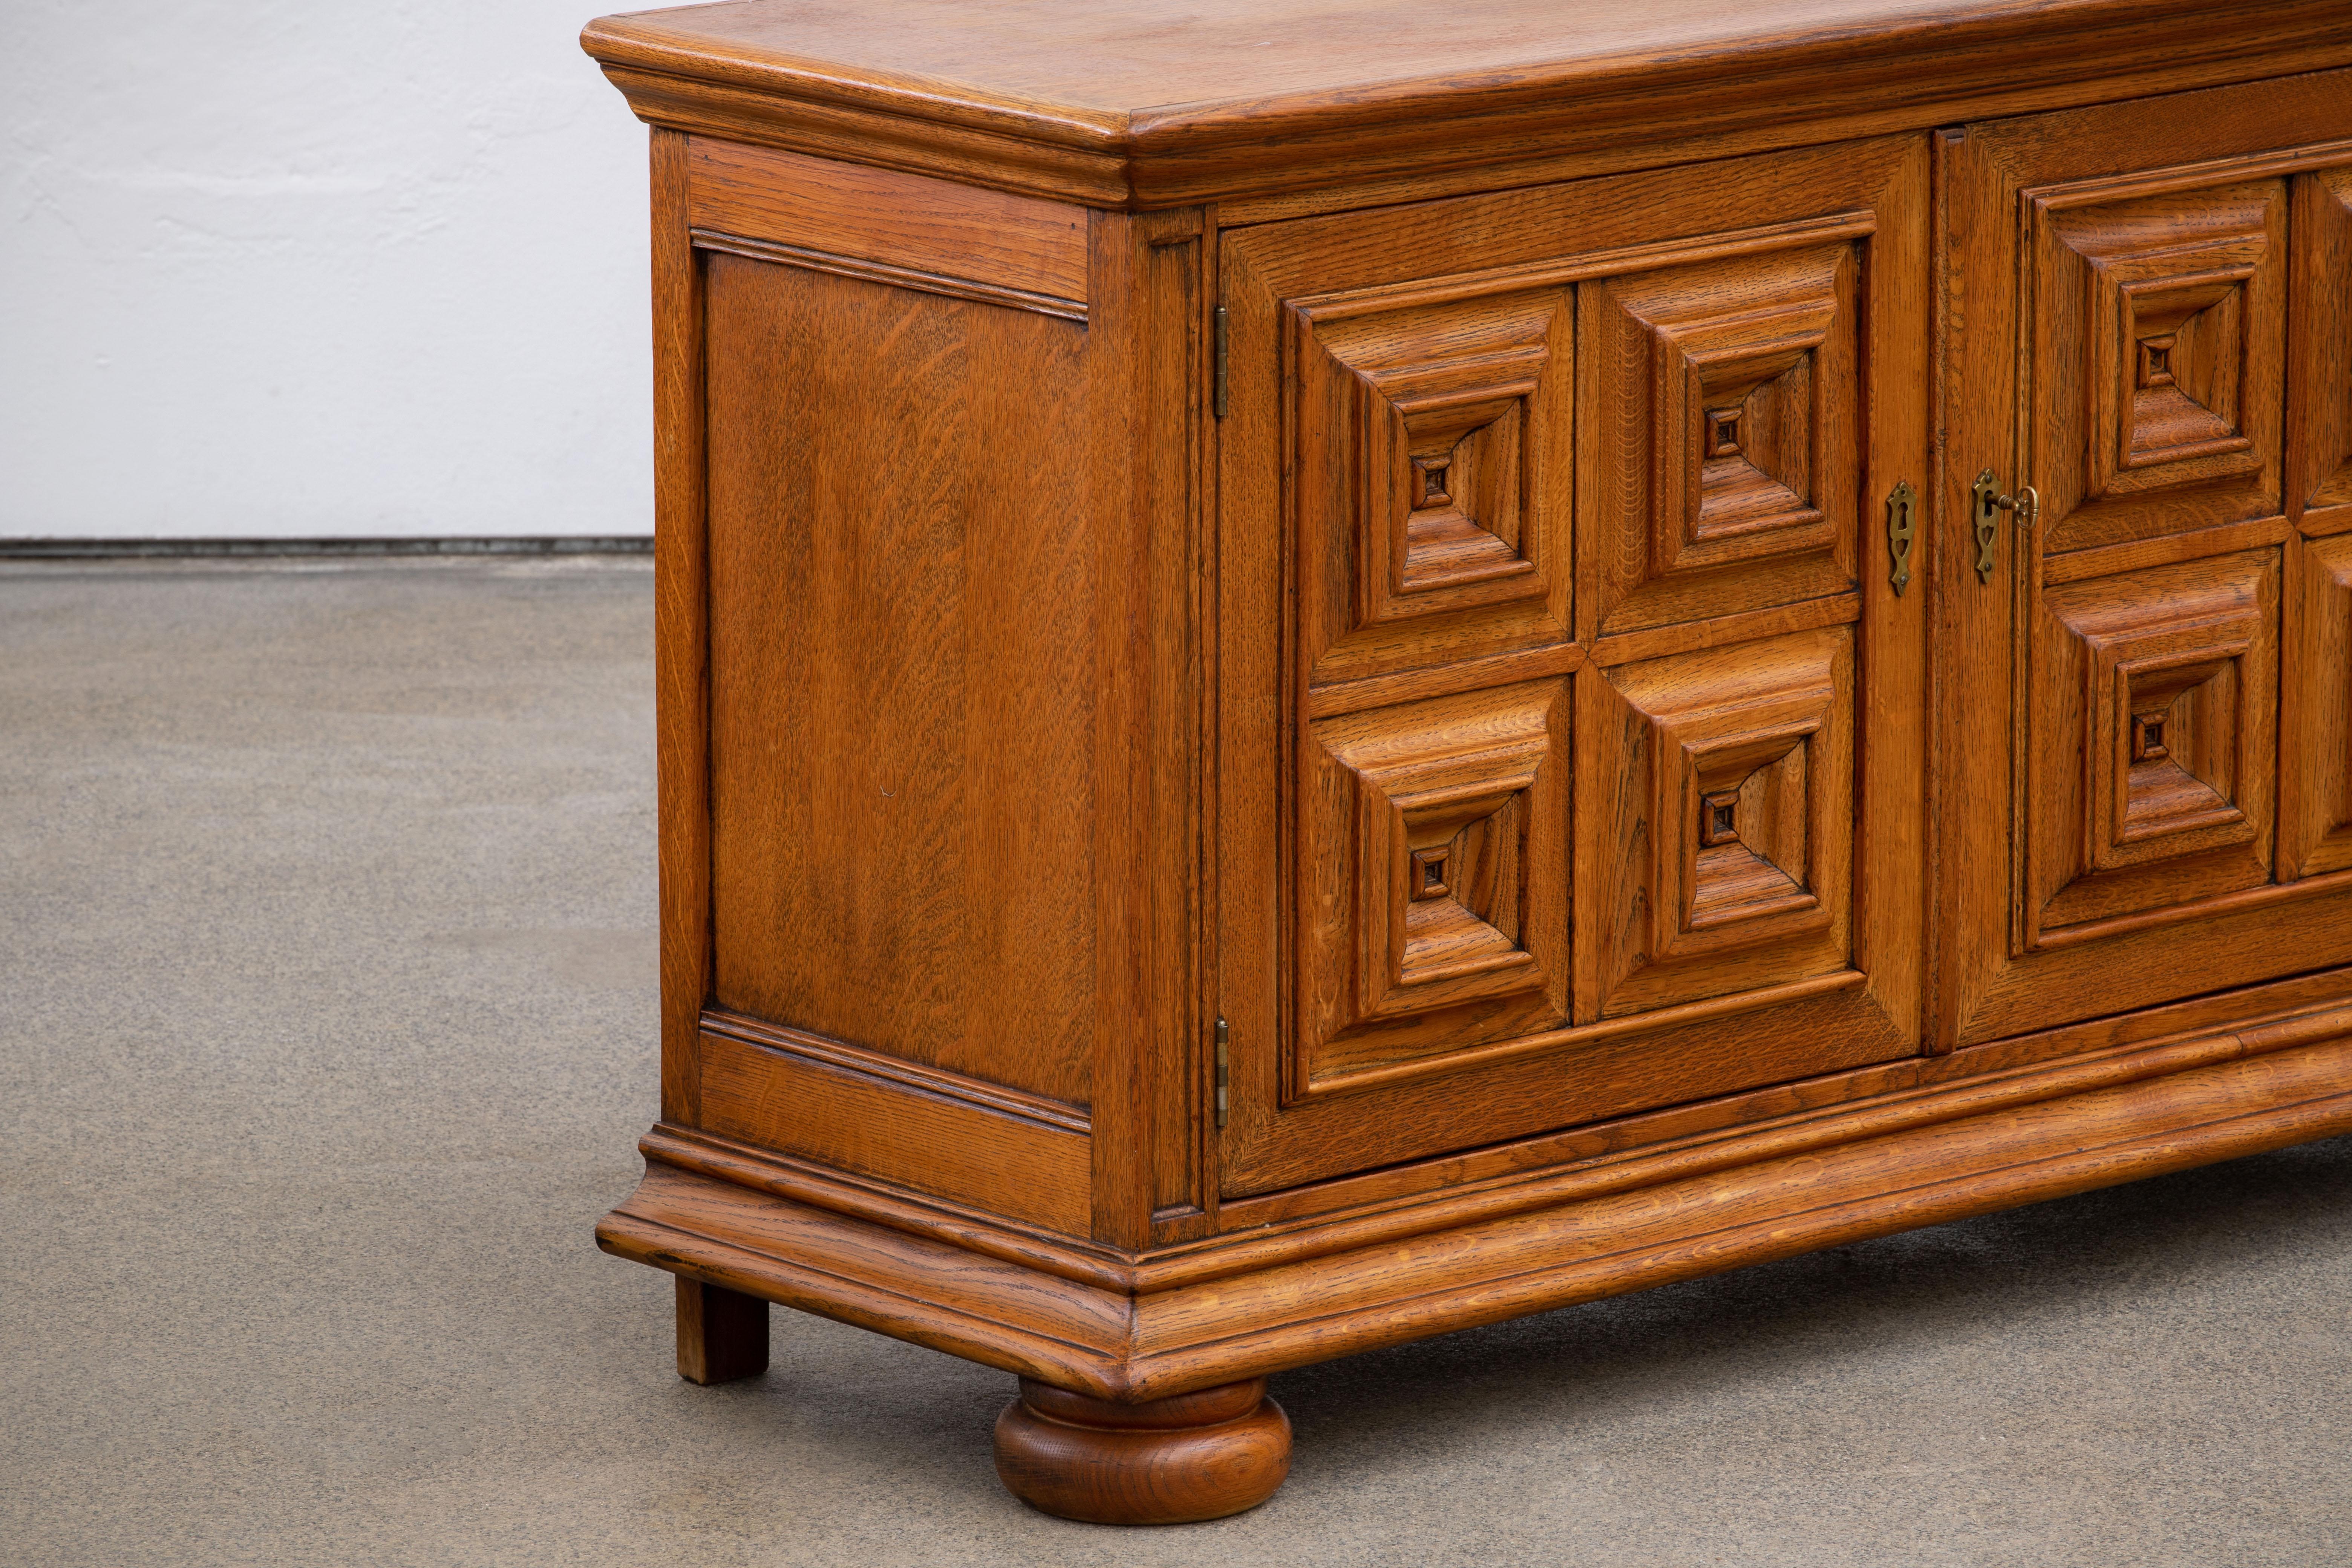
[1579,240,1859,637]
[1580,627,1851,1019]
[2286,534,2352,877]
[1685,726,1818,933]
[2113,281,2249,475]
[1678,335,1824,569]
[1292,288,1572,686]
[2090,632,2250,869]
[2029,178,2285,553]
[1296,678,1569,1086]
[2029,549,2278,936]
[2291,168,2352,524]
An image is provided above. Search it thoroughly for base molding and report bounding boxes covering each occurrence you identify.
[597,1004,2352,1401]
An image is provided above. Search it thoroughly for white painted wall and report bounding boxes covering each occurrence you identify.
[2,0,654,539]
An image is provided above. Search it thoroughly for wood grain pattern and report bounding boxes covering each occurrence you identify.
[643,1123,1139,1290]
[696,1018,1092,1235]
[1588,591,1860,669]
[1304,640,1583,721]
[1124,1030,2352,1394]
[1138,216,1209,1229]
[599,1160,1136,1392]
[1935,71,2352,1050]
[2027,549,2280,936]
[687,136,1089,303]
[600,1014,2352,1402]
[650,127,709,1130]
[2291,166,2352,534]
[1224,977,1901,1199]
[634,969,2352,1289]
[701,249,1096,1107]
[1581,627,1853,1020]
[1295,678,1570,1089]
[1577,232,1861,639]
[995,1378,1290,1524]
[1081,208,1214,1249]
[675,1276,769,1385]
[2025,171,2287,556]
[1210,976,2352,1236]
[2039,514,2293,586]
[691,228,1087,320]
[593,12,2352,1524]
[582,1,2352,211]
[1288,274,1574,690]
[1218,134,1926,1194]
[2285,533,2352,877]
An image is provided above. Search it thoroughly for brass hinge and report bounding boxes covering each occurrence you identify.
[1212,305,1229,420]
[1213,1017,1229,1129]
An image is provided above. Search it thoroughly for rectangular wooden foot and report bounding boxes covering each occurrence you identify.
[676,1276,769,1385]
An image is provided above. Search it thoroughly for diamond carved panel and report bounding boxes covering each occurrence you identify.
[1296,679,1569,1087]
[1292,288,1572,687]
[2029,550,2278,937]
[1580,626,1851,1020]
[2030,178,2285,553]
[1579,241,1859,638]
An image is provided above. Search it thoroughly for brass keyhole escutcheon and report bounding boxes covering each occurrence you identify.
[1971,469,2039,582]
[1885,479,1917,596]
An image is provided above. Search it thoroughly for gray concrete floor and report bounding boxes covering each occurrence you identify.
[3,555,2349,1567]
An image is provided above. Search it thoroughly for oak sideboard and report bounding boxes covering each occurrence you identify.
[580,0,2352,1524]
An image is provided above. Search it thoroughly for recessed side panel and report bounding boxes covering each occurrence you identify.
[703,249,1095,1109]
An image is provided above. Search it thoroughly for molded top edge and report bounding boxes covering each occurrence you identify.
[580,0,2352,204]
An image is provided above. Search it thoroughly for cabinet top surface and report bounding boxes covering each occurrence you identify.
[593,0,2078,118]
[582,0,2352,206]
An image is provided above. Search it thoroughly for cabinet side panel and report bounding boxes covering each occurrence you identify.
[704,250,1095,1107]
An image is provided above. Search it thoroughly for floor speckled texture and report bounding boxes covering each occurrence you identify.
[4,556,2349,1567]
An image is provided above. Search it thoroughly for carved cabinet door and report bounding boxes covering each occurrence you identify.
[1937,68,2352,1048]
[1215,139,1931,1197]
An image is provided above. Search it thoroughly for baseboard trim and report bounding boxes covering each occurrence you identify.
[0,537,652,559]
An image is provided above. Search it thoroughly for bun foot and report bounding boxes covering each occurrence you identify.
[992,1376,1291,1524]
